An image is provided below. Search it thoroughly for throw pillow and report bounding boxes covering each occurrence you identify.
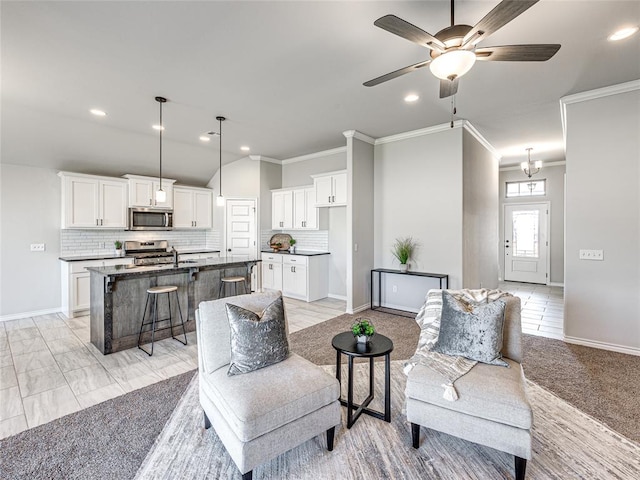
[432,291,508,366]
[226,296,289,376]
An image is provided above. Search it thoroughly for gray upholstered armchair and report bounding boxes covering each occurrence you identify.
[406,290,532,480]
[195,290,341,480]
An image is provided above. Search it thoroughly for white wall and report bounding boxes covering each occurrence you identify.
[462,129,499,289]
[374,126,464,297]
[1,165,62,316]
[563,85,640,352]
[259,161,282,230]
[281,151,346,188]
[499,163,565,284]
[347,136,375,312]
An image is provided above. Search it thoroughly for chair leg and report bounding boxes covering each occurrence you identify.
[411,422,420,449]
[203,411,211,429]
[241,471,253,480]
[515,456,527,480]
[326,426,335,451]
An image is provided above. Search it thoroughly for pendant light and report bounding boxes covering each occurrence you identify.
[521,147,542,179]
[155,96,167,203]
[216,116,226,207]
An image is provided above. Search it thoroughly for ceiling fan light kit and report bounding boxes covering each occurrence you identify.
[365,0,560,98]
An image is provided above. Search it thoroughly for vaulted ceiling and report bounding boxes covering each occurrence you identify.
[2,1,639,186]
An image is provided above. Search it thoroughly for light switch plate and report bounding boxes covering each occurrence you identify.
[30,243,45,252]
[579,249,603,260]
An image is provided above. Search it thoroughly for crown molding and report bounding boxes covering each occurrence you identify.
[281,146,347,165]
[249,155,281,164]
[499,160,566,172]
[374,121,464,145]
[342,130,375,144]
[560,80,640,144]
[462,121,501,160]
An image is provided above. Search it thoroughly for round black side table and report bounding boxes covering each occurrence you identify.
[331,332,394,429]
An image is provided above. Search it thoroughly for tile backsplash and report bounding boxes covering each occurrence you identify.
[61,229,221,256]
[261,230,329,251]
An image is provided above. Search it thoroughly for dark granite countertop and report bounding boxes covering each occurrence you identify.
[59,248,220,262]
[59,254,133,262]
[261,250,331,256]
[86,256,260,277]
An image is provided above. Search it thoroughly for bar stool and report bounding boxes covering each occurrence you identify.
[138,285,187,356]
[218,276,247,298]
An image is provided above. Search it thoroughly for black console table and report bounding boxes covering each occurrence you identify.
[370,268,449,318]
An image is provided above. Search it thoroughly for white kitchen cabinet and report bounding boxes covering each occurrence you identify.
[178,251,220,261]
[292,187,318,229]
[261,253,283,291]
[312,170,347,207]
[123,174,175,208]
[173,186,213,229]
[59,172,128,229]
[272,190,293,229]
[261,253,328,302]
[60,257,134,318]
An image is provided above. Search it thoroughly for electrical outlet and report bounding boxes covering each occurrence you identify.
[392,285,398,293]
[579,249,604,261]
[30,243,45,252]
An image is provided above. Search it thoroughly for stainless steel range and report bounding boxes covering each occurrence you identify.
[124,240,174,266]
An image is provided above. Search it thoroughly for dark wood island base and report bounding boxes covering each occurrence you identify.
[88,257,260,354]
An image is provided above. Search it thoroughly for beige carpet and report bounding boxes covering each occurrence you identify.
[135,361,640,479]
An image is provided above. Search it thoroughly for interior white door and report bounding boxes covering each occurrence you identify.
[504,203,549,284]
[225,199,257,257]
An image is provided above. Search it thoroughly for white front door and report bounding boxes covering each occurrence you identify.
[504,203,549,284]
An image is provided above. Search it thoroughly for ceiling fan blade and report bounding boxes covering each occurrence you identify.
[374,14,446,52]
[439,77,459,98]
[363,60,431,87]
[462,0,539,47]
[475,44,561,61]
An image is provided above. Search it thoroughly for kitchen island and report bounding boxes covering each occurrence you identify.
[87,256,259,354]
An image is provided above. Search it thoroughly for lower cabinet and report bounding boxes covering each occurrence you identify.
[61,258,133,318]
[261,253,328,302]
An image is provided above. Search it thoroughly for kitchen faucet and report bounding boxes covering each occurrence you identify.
[171,246,179,267]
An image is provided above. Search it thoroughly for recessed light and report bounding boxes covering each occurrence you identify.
[152,125,165,131]
[90,109,106,116]
[608,26,638,41]
[241,146,250,152]
[199,135,210,142]
[404,94,420,103]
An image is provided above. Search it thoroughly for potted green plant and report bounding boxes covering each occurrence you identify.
[391,236,416,272]
[289,238,297,253]
[114,240,123,257]
[351,318,375,344]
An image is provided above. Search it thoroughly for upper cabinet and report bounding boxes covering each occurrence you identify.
[59,172,128,229]
[292,187,318,229]
[173,186,213,229]
[312,170,347,207]
[272,189,293,230]
[123,174,175,208]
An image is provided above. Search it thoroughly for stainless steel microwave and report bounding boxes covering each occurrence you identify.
[128,207,173,230]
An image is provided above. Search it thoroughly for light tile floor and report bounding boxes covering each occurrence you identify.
[0,284,563,440]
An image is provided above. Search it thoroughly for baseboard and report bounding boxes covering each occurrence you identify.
[563,335,640,357]
[327,294,347,301]
[548,282,564,287]
[346,303,370,315]
[380,302,420,314]
[0,307,62,322]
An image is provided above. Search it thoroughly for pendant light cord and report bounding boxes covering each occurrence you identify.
[216,116,225,198]
[159,101,163,192]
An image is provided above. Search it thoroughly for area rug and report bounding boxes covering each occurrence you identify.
[135,361,640,479]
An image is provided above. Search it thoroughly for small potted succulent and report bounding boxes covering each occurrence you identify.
[391,236,417,273]
[114,240,123,257]
[289,238,297,253]
[351,318,375,344]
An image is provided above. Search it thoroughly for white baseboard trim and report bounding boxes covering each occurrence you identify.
[347,303,370,315]
[380,302,420,314]
[548,282,564,287]
[563,335,640,357]
[0,307,62,322]
[327,294,347,301]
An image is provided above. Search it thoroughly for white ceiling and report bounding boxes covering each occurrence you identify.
[2,1,639,186]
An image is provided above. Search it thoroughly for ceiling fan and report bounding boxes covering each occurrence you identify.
[364,0,561,98]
